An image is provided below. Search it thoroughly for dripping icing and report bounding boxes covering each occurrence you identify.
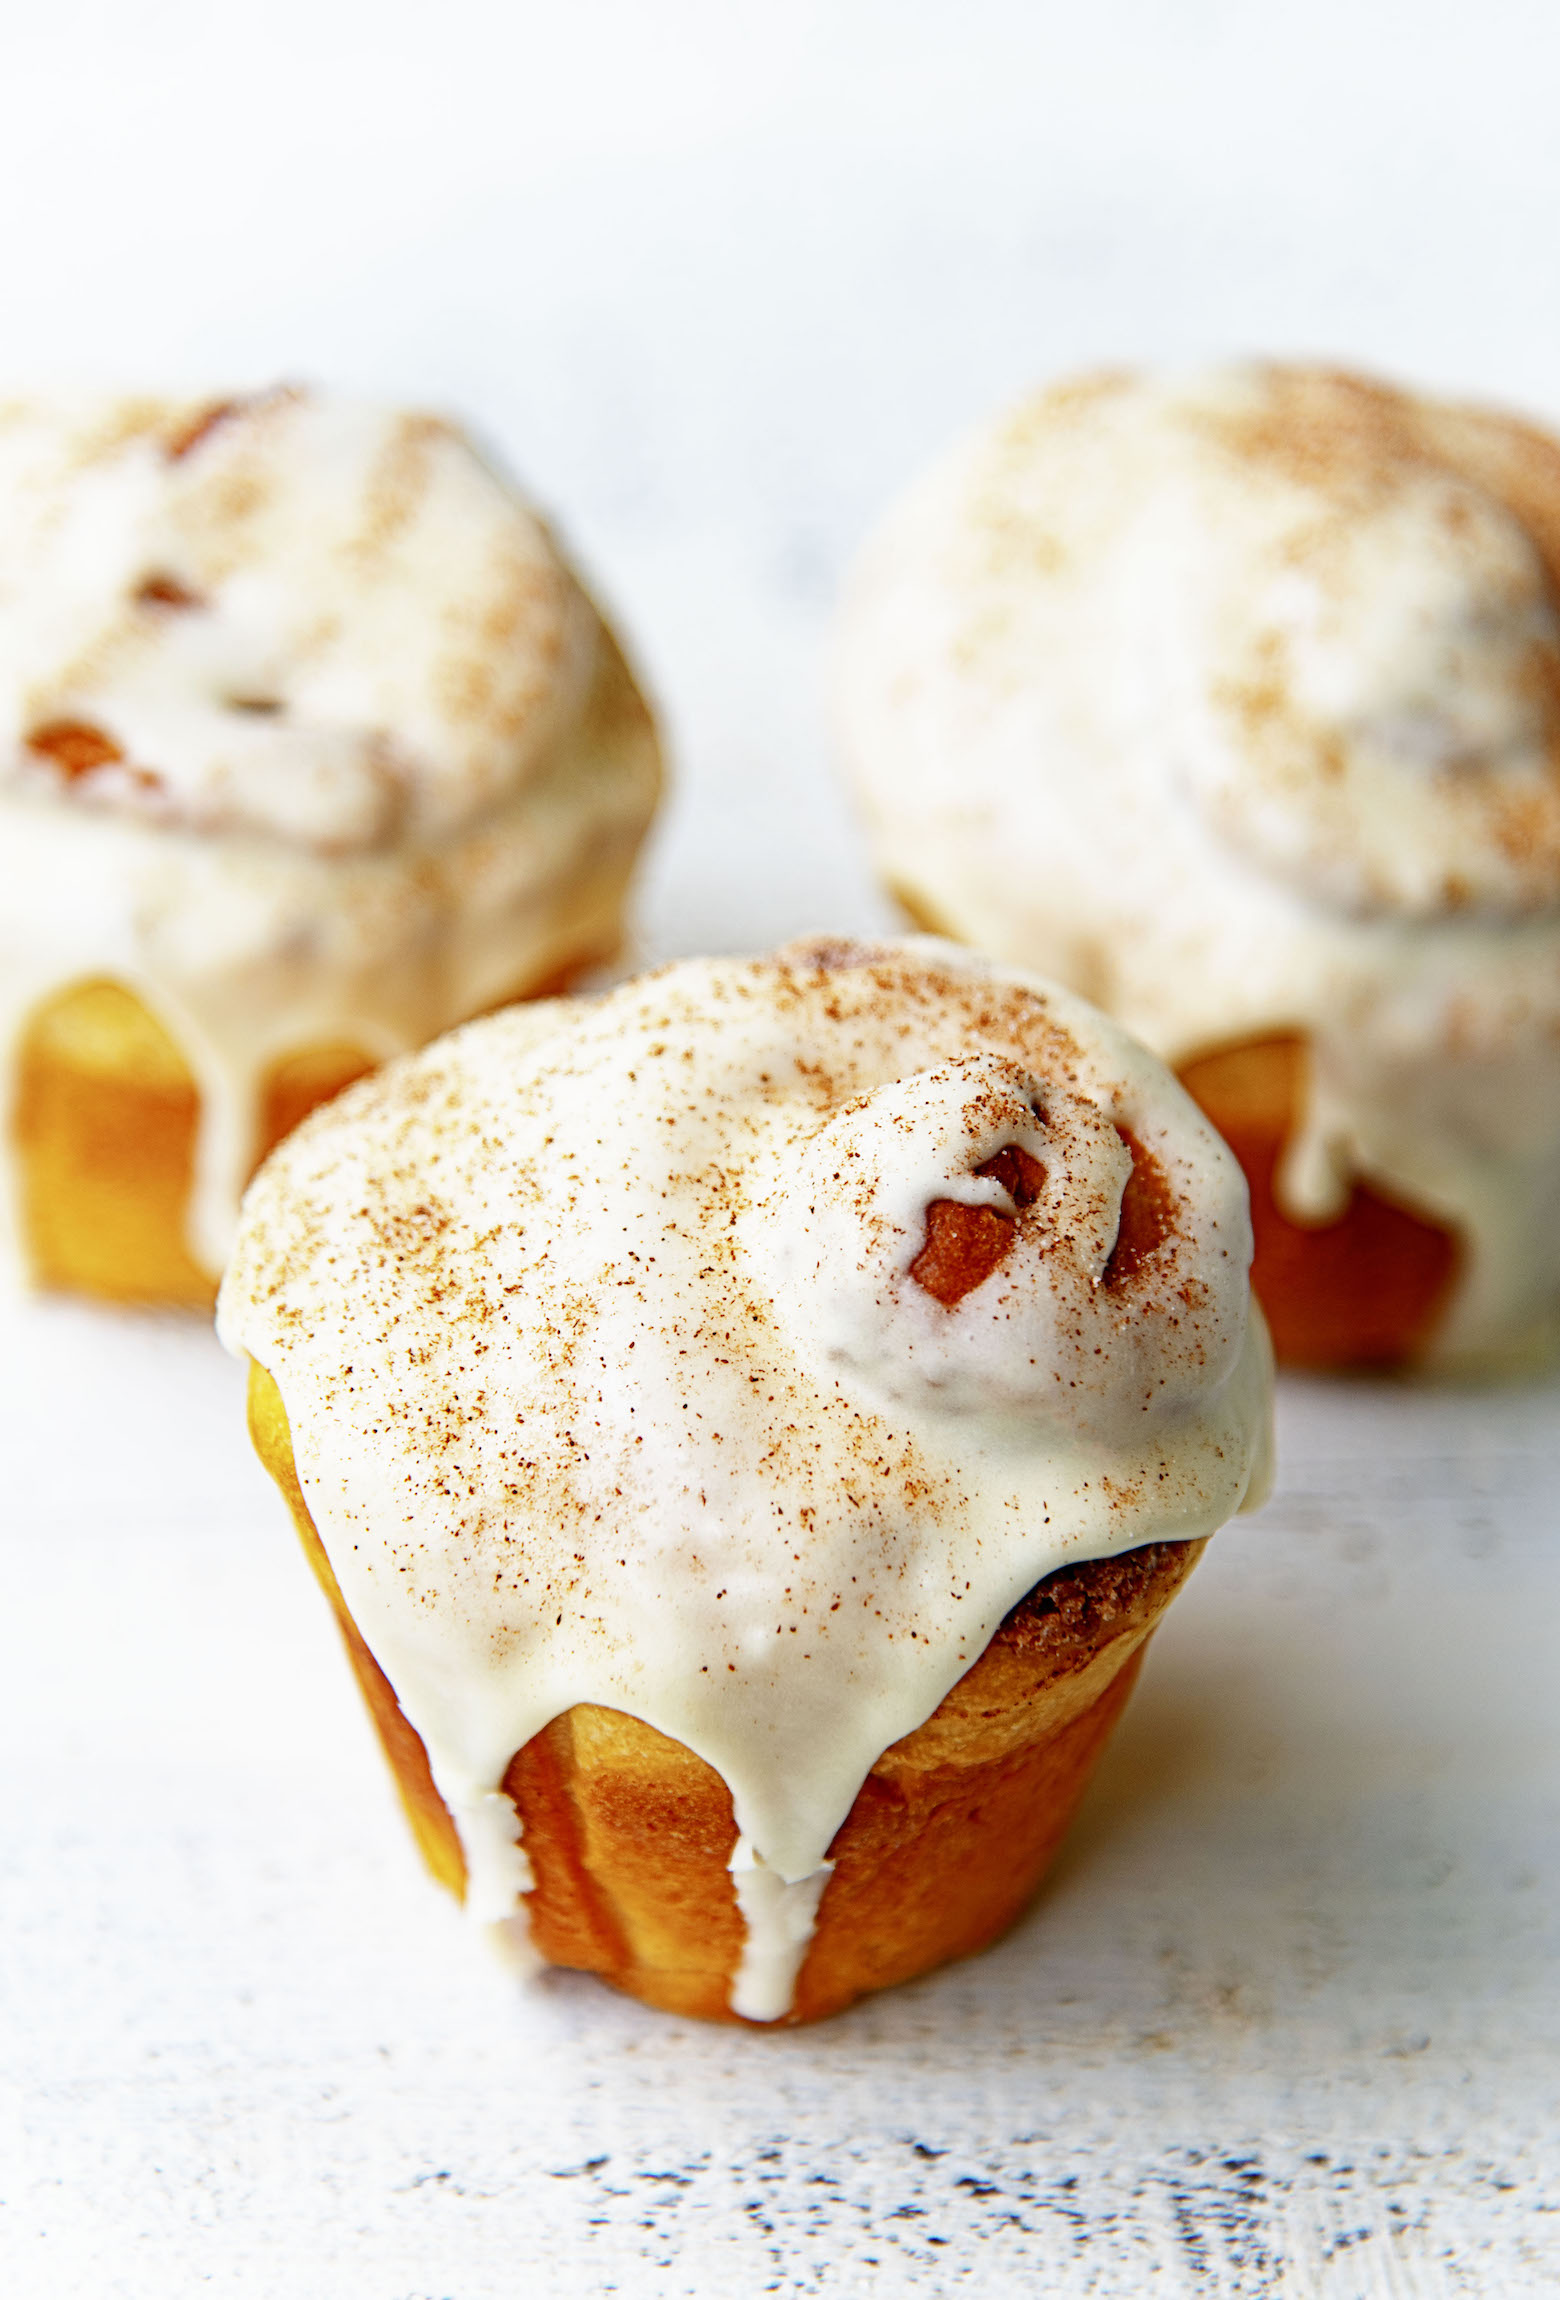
[218,941,1272,2020]
[728,1839,835,2023]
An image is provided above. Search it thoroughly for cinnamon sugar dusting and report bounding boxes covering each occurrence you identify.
[219,937,1271,2016]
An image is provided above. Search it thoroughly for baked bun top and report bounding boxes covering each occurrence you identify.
[0,389,600,853]
[843,366,1560,923]
[837,367,1560,1363]
[0,387,662,1285]
[220,937,1271,2014]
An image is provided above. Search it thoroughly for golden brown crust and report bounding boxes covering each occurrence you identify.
[1177,1032,1461,1366]
[10,952,619,1307]
[13,981,372,1307]
[249,1357,468,1896]
[246,1359,1197,2023]
[16,982,212,1305]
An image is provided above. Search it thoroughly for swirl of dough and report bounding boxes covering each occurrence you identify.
[757,1046,1250,1434]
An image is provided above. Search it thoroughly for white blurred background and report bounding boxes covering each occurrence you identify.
[9,0,1560,961]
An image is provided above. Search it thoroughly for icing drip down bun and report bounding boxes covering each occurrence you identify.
[0,388,662,1303]
[220,937,1272,2025]
[836,365,1560,1368]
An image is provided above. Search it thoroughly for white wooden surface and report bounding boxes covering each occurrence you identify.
[5,1284,1559,2296]
[3,5,1560,2291]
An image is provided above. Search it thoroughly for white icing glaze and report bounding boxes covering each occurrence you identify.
[835,365,1560,1363]
[0,389,661,1283]
[217,938,1272,2020]
[727,1839,834,2023]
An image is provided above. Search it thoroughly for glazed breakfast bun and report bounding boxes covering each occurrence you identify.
[835,365,1560,1370]
[0,388,662,1304]
[219,936,1272,2026]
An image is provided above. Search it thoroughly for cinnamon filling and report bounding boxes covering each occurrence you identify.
[1102,1128,1177,1287]
[912,1131,1176,1308]
[911,1143,1045,1307]
[25,720,124,781]
[976,1142,1046,1210]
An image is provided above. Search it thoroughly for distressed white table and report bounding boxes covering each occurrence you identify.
[4,4,1560,2288]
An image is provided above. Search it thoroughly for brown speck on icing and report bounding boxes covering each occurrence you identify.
[1187,365,1432,505]
[165,383,304,462]
[134,572,204,610]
